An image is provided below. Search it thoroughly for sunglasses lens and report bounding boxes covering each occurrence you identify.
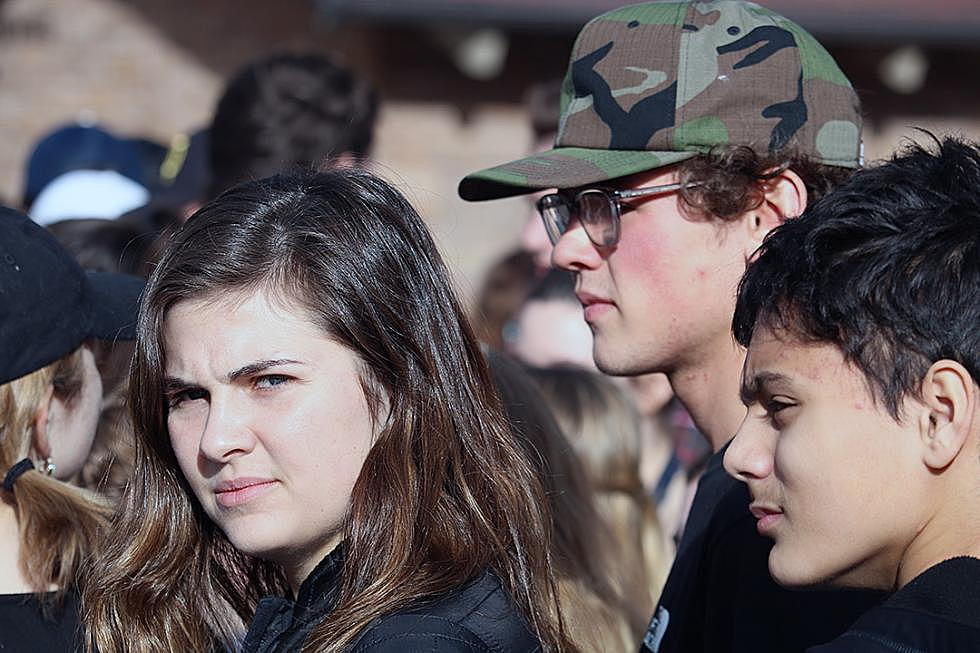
[578,191,618,247]
[538,194,571,245]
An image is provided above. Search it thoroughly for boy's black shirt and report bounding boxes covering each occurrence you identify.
[641,444,884,653]
[808,556,980,652]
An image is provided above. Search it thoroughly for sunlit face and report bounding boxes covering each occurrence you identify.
[520,190,554,277]
[47,345,102,480]
[551,166,748,376]
[509,298,596,371]
[723,325,927,590]
[163,289,378,580]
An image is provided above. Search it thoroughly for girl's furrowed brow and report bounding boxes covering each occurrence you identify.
[225,359,303,383]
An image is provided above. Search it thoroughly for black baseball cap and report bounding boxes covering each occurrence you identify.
[0,206,144,386]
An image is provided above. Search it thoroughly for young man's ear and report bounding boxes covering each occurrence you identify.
[742,169,808,260]
[917,360,978,470]
[32,383,56,460]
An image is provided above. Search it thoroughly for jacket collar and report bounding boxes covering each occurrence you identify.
[241,544,345,653]
[885,556,980,629]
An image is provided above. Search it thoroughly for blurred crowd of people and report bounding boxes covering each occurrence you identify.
[1,1,979,652]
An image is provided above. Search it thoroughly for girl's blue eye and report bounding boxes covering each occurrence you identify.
[255,375,290,389]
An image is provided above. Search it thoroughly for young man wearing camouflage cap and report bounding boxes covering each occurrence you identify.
[460,2,881,651]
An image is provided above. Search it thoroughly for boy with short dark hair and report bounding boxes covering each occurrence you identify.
[725,135,980,651]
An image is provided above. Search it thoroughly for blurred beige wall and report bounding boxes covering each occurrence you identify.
[2,0,979,308]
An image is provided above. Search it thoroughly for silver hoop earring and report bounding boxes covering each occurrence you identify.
[41,458,56,476]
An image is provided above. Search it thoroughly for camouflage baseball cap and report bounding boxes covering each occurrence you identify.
[459,1,862,201]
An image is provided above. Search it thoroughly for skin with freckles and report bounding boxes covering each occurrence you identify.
[164,289,377,591]
[724,325,980,591]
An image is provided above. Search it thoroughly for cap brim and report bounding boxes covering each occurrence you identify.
[458,147,699,201]
[85,271,145,342]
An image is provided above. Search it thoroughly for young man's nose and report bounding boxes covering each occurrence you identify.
[551,217,602,271]
[724,416,775,482]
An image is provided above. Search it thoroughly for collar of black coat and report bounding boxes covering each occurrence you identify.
[241,543,346,653]
[885,556,980,629]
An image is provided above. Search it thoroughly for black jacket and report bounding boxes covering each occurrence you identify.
[242,547,541,652]
[808,556,980,652]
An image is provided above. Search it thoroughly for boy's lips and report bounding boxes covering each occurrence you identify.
[750,502,784,536]
[576,291,616,321]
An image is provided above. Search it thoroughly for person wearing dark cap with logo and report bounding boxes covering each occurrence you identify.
[460,2,881,651]
[0,206,143,652]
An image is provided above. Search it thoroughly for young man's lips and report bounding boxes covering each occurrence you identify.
[214,478,278,508]
[749,503,784,536]
[577,292,615,321]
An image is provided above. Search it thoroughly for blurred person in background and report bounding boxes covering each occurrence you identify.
[47,217,155,501]
[460,2,882,650]
[207,52,379,199]
[471,80,562,348]
[84,170,569,652]
[22,123,153,226]
[489,350,641,652]
[528,367,672,622]
[506,269,595,370]
[0,207,142,651]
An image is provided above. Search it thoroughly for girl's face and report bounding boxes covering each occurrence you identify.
[163,288,377,586]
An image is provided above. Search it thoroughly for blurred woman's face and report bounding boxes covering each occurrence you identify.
[163,288,377,585]
[46,345,102,480]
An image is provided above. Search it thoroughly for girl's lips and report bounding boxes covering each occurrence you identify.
[214,479,278,508]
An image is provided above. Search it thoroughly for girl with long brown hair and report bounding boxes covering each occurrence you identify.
[0,206,142,651]
[84,170,569,652]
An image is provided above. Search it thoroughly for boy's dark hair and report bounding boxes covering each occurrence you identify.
[733,135,980,418]
[208,53,378,198]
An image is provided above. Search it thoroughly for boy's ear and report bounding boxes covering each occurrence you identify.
[917,360,978,471]
[32,383,56,460]
[742,169,808,261]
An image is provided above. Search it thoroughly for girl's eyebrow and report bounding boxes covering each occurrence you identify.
[225,359,302,383]
[163,359,303,390]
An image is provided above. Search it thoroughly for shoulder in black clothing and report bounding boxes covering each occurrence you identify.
[808,557,980,653]
[349,572,540,652]
[641,445,884,653]
[0,590,82,652]
[243,546,539,653]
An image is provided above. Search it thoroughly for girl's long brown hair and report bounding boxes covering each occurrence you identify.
[84,170,569,652]
[0,345,111,607]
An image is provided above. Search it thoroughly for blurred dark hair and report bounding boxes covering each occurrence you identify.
[46,218,153,277]
[209,53,378,197]
[527,268,576,304]
[733,135,980,418]
[473,250,537,349]
[85,169,568,652]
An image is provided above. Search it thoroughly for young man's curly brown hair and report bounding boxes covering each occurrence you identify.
[676,145,856,221]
